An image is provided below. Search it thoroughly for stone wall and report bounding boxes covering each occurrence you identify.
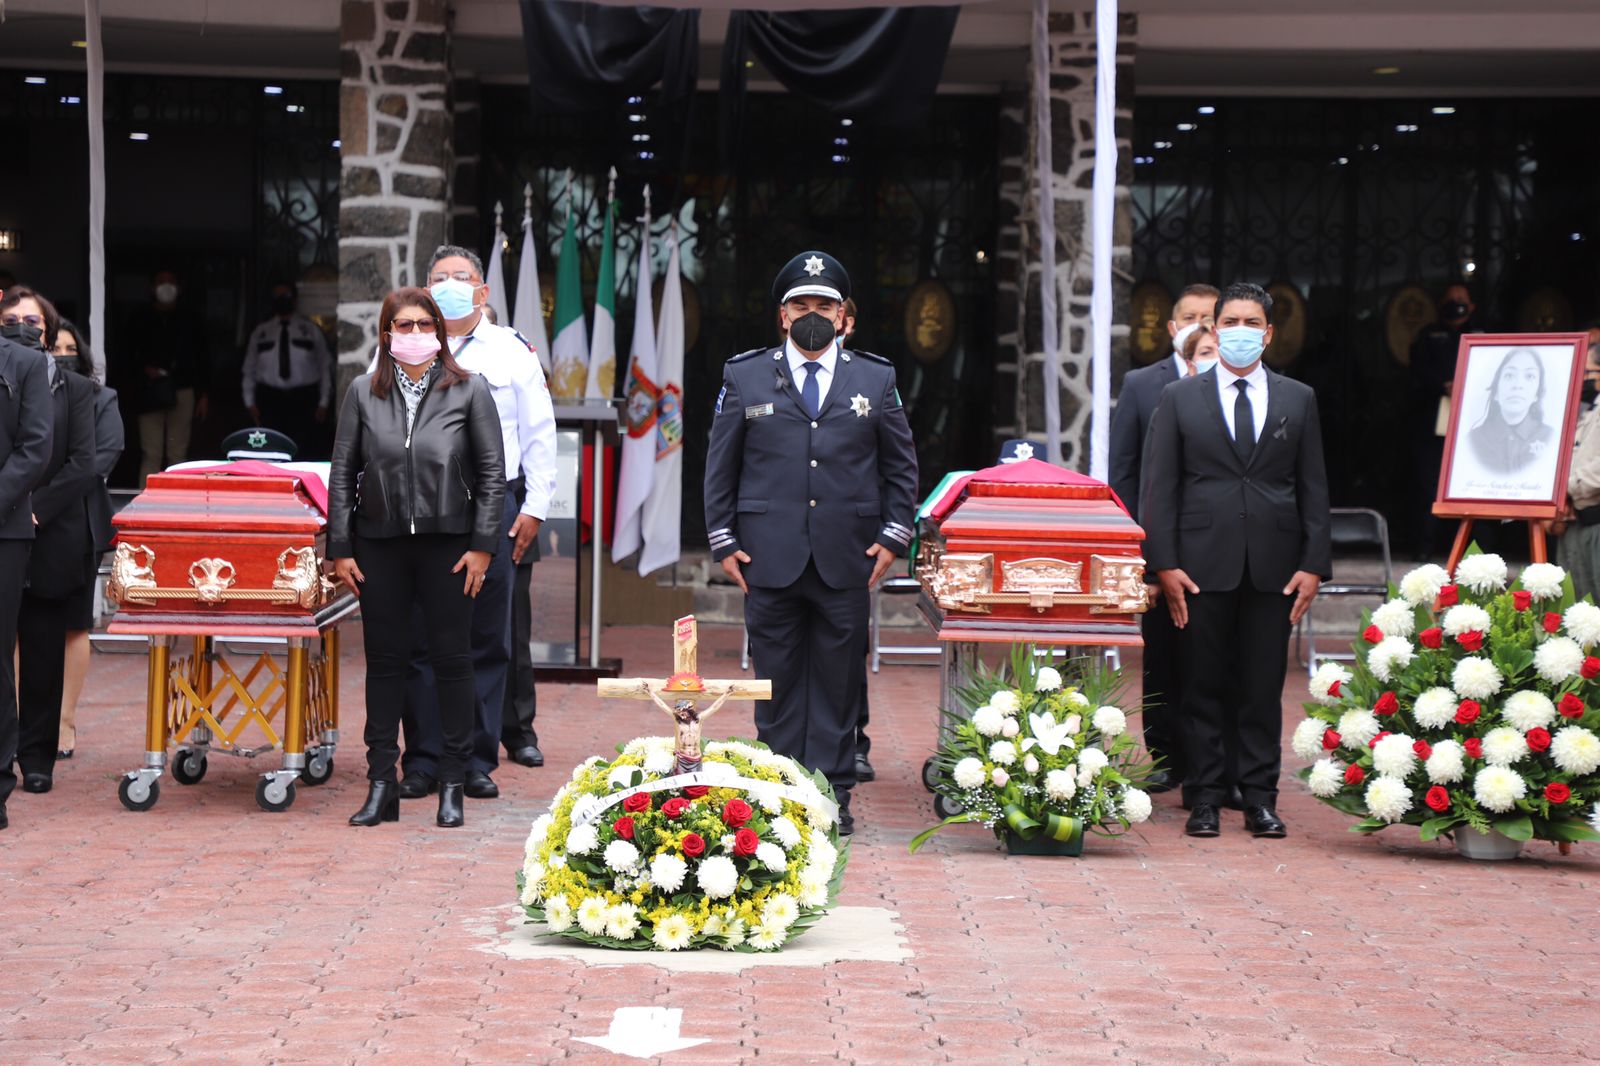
[991,90,1028,442]
[335,0,455,391]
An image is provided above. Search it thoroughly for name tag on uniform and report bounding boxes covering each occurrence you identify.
[744,403,775,420]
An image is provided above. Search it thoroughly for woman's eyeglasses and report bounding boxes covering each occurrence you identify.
[1,314,44,328]
[389,317,437,333]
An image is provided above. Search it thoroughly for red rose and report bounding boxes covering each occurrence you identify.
[612,816,635,840]
[1419,627,1444,650]
[684,785,711,799]
[1322,729,1342,751]
[1455,700,1481,725]
[681,832,706,857]
[661,797,690,819]
[1369,730,1392,749]
[1560,693,1586,719]
[1363,624,1383,644]
[1425,786,1451,812]
[721,798,754,828]
[1527,727,1552,753]
[1545,782,1572,804]
[1544,612,1562,634]
[1513,589,1532,611]
[1584,657,1600,680]
[1413,739,1433,760]
[1437,584,1459,607]
[1328,680,1343,698]
[1375,692,1400,716]
[733,828,760,857]
[622,791,652,813]
[1463,737,1484,759]
[1344,764,1365,785]
[1456,631,1484,652]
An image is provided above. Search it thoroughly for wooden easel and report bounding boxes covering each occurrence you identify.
[1440,509,1550,574]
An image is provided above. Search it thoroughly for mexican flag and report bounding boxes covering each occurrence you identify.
[587,196,617,399]
[549,207,589,400]
[611,220,658,562]
[638,226,685,577]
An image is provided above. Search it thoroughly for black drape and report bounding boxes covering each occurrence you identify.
[518,1,700,113]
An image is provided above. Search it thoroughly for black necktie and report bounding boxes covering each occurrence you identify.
[278,321,291,380]
[1233,378,1255,459]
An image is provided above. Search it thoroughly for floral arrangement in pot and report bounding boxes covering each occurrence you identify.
[912,647,1153,856]
[517,737,847,951]
[1293,548,1600,856]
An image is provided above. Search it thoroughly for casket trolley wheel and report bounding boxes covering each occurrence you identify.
[118,775,160,812]
[171,748,208,785]
[299,748,334,786]
[256,776,297,813]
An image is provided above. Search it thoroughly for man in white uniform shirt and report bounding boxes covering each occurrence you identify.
[241,282,332,457]
[390,246,557,802]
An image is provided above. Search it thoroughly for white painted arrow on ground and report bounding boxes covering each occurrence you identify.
[575,1007,710,1059]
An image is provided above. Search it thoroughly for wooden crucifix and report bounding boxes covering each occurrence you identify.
[596,616,772,774]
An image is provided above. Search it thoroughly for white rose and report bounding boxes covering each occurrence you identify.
[1035,666,1063,691]
[1092,706,1127,738]
[952,757,986,789]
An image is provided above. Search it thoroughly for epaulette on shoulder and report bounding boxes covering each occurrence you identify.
[726,347,770,365]
[848,348,894,366]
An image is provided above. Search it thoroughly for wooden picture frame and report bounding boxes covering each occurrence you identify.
[1433,332,1589,521]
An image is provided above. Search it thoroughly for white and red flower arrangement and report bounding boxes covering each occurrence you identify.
[1294,549,1600,848]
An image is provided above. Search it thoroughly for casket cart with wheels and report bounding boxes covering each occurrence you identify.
[104,469,356,813]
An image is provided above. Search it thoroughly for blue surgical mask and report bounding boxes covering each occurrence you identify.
[430,279,478,321]
[1217,326,1266,369]
[1193,357,1218,374]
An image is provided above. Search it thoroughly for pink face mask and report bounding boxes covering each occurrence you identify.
[388,332,439,365]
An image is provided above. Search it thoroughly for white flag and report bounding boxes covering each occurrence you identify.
[638,227,684,577]
[484,218,510,327]
[611,221,658,562]
[511,214,550,373]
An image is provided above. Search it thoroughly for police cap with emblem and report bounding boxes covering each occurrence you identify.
[221,426,299,462]
[773,251,851,305]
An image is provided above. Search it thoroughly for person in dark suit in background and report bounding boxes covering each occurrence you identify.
[704,251,918,835]
[1108,283,1217,800]
[1141,282,1332,839]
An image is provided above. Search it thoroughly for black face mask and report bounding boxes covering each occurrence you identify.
[1583,380,1598,406]
[789,311,837,352]
[53,356,80,378]
[0,321,44,349]
[1442,301,1470,322]
[272,294,296,315]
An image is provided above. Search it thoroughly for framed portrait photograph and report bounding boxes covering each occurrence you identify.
[1435,332,1589,519]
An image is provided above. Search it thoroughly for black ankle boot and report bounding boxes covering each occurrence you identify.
[437,782,465,828]
[349,779,399,826]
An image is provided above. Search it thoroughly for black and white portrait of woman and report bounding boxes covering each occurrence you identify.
[1445,341,1579,503]
[1465,347,1557,474]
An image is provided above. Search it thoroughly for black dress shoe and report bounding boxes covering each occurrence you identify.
[1244,805,1287,838]
[437,782,465,827]
[56,749,74,760]
[464,770,499,799]
[21,773,51,795]
[1185,802,1221,837]
[398,771,437,799]
[1223,784,1246,811]
[0,805,8,830]
[836,789,855,836]
[508,745,544,768]
[349,780,400,826]
[854,753,875,783]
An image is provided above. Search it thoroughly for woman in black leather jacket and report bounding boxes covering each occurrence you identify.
[327,287,505,828]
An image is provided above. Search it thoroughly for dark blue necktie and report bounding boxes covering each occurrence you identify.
[800,361,822,418]
[1233,378,1255,459]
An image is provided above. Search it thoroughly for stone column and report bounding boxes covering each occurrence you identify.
[335,0,454,395]
[451,76,483,255]
[1013,11,1137,471]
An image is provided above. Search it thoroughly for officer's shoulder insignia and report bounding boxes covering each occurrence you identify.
[715,385,727,414]
[851,349,894,366]
[726,347,767,365]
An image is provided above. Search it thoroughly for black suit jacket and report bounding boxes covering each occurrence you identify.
[1108,356,1179,523]
[28,368,98,597]
[1140,367,1332,592]
[0,338,53,541]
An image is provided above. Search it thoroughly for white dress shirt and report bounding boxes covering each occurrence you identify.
[1216,361,1269,442]
[786,336,837,409]
[242,314,333,407]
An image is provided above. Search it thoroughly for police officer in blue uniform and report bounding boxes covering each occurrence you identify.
[704,251,918,836]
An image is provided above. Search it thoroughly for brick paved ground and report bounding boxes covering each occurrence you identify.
[3,620,1596,1064]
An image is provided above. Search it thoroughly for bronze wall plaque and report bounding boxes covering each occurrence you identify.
[1129,280,1174,366]
[1386,283,1437,366]
[904,279,956,364]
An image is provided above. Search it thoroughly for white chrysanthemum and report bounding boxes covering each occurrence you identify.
[1413,688,1458,730]
[762,893,800,928]
[1121,788,1152,824]
[1371,733,1418,778]
[990,690,1021,716]
[748,919,787,951]
[576,896,610,935]
[1336,709,1381,748]
[1066,690,1091,709]
[642,748,676,775]
[797,871,829,908]
[990,767,1010,787]
[1000,718,1020,739]
[952,757,985,789]
[1520,563,1567,600]
[1425,740,1467,784]
[605,903,641,940]
[1044,768,1077,803]
[603,839,640,872]
[1364,775,1413,822]
[544,895,574,932]
[805,837,838,881]
[1502,691,1557,732]
[1368,636,1415,682]
[1022,754,1040,774]
[649,853,687,893]
[1309,662,1353,705]
[1077,747,1109,776]
[988,740,1018,766]
[1551,726,1600,775]
[697,855,739,900]
[1455,552,1508,594]
[748,782,784,814]
[1472,765,1527,813]
[520,860,547,903]
[519,877,540,907]
[570,793,603,824]
[1035,666,1063,691]
[1291,717,1327,760]
[769,816,802,850]
[607,764,639,790]
[1093,706,1128,738]
[1564,603,1600,648]
[1535,637,1585,683]
[1371,599,1417,638]
[1442,604,1492,638]
[971,705,1005,737]
[565,823,599,855]
[652,914,693,951]
[1481,727,1529,767]
[525,815,554,861]
[755,842,788,874]
[1399,563,1450,606]
[1308,759,1344,797]
[1452,657,1504,701]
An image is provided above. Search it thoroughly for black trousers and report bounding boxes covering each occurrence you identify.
[500,557,539,752]
[17,589,75,778]
[1178,583,1292,808]
[745,559,867,791]
[1140,600,1186,781]
[856,660,871,759]
[0,540,31,805]
[256,383,321,459]
[400,488,516,777]
[354,532,476,783]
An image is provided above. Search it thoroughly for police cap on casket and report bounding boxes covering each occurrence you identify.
[221,426,299,462]
[772,250,851,305]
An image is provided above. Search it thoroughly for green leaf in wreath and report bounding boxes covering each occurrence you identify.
[1539,819,1600,843]
[907,812,982,854]
[1418,815,1462,842]
[1494,814,1534,841]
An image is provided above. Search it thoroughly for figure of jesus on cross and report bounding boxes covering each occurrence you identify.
[596,616,772,774]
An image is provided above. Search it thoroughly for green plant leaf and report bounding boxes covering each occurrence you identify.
[1494,814,1534,841]
[1418,815,1461,842]
[908,812,982,854]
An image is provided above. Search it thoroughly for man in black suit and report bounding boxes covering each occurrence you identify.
[1141,282,1332,839]
[1109,283,1216,799]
